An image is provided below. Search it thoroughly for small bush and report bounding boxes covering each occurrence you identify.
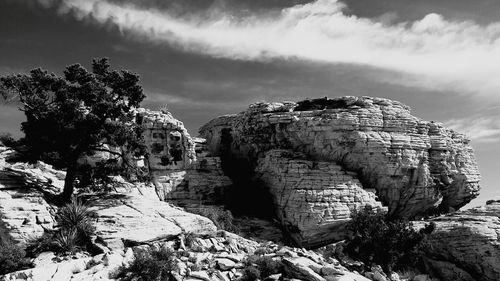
[184,232,198,248]
[113,247,178,281]
[190,206,239,233]
[53,228,81,253]
[241,266,261,281]
[345,206,434,272]
[56,198,95,237]
[27,199,95,255]
[0,132,18,147]
[244,255,284,280]
[0,241,33,275]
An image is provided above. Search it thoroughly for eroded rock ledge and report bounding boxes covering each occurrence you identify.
[200,96,481,247]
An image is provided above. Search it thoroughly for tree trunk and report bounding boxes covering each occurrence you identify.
[61,162,77,202]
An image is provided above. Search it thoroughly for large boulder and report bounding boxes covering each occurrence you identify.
[89,191,217,251]
[255,149,385,247]
[422,201,500,281]
[137,109,233,206]
[200,96,480,247]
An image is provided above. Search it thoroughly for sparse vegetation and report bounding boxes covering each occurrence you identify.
[0,240,33,275]
[27,198,95,255]
[241,254,285,281]
[190,206,239,233]
[184,232,198,248]
[344,206,435,272]
[0,132,19,147]
[0,58,147,202]
[113,247,178,281]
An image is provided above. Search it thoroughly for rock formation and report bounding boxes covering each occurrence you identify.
[137,109,232,206]
[200,96,481,247]
[420,200,500,281]
[0,145,216,249]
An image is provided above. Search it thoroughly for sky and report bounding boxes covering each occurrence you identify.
[0,0,499,207]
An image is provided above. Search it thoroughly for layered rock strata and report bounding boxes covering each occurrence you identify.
[255,149,385,247]
[0,145,217,250]
[200,96,481,246]
[1,226,373,281]
[138,109,232,206]
[421,201,500,281]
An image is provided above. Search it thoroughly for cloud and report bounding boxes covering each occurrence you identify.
[33,0,500,99]
[446,115,500,143]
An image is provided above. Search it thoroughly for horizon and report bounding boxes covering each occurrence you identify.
[1,0,499,207]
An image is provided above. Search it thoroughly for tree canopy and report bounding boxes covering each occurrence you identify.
[0,58,146,202]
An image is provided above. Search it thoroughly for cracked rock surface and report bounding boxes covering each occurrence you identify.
[421,201,500,281]
[200,96,481,247]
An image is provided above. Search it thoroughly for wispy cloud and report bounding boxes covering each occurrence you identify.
[446,116,500,143]
[34,0,500,98]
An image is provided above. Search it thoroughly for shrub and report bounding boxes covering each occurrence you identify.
[184,232,198,248]
[113,247,178,281]
[345,206,434,272]
[190,206,239,233]
[56,198,95,237]
[27,199,95,255]
[244,255,284,280]
[0,241,33,275]
[53,228,81,253]
[241,266,261,281]
[0,132,18,147]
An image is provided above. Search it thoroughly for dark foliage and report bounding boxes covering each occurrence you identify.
[0,58,146,202]
[0,132,20,147]
[113,247,178,281]
[184,232,198,248]
[345,206,435,272]
[27,199,95,255]
[190,206,240,233]
[294,97,369,111]
[0,241,33,275]
[241,266,261,281]
[241,254,285,281]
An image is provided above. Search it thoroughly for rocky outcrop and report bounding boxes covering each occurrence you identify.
[256,149,385,247]
[1,229,372,281]
[200,96,481,247]
[138,109,232,206]
[88,191,217,251]
[0,148,61,244]
[422,201,500,281]
[0,145,216,250]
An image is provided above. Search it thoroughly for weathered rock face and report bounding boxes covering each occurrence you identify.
[422,201,500,281]
[137,109,232,206]
[0,148,62,244]
[256,149,386,247]
[88,191,217,251]
[200,96,481,247]
[136,108,197,170]
[0,144,217,250]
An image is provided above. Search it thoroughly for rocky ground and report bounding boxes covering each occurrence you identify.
[1,97,499,281]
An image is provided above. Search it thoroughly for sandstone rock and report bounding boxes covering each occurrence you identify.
[136,108,197,171]
[329,272,371,281]
[200,96,480,247]
[216,258,236,270]
[283,257,326,281]
[32,252,56,267]
[420,206,500,281]
[137,109,233,206]
[256,149,386,246]
[0,161,59,244]
[88,192,217,251]
[321,264,345,276]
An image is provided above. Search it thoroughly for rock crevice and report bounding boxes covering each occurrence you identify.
[200,96,481,247]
